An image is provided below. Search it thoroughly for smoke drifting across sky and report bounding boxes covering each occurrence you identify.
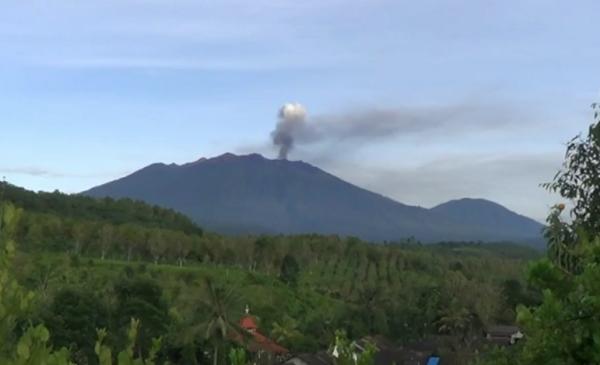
[270,101,525,160]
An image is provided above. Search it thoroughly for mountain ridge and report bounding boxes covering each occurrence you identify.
[82,153,545,248]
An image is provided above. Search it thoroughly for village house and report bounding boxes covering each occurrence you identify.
[485,325,524,346]
[230,306,289,365]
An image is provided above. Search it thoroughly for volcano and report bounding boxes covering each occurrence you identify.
[82,153,544,247]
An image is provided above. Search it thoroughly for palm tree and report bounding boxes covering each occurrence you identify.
[435,298,474,345]
[271,315,302,347]
[199,277,240,365]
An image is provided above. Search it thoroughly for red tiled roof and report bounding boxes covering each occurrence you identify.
[240,315,258,330]
[230,315,288,354]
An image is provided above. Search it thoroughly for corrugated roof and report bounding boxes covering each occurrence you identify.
[426,357,440,365]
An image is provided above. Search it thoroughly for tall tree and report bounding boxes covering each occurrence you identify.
[279,254,300,287]
[148,229,166,265]
[118,224,143,262]
[173,231,192,267]
[549,103,600,222]
[98,224,114,260]
[199,277,240,365]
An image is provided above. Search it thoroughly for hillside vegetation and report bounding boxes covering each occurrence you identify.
[0,184,538,365]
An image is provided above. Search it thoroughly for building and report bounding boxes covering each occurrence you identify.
[485,325,524,346]
[230,306,289,364]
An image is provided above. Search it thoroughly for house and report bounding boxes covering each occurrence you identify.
[230,307,289,364]
[485,325,523,346]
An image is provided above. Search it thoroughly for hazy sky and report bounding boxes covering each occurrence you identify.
[2,0,599,222]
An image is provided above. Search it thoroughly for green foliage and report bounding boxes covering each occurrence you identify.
[1,182,202,235]
[95,329,112,365]
[227,348,248,365]
[279,254,300,286]
[1,203,33,351]
[513,237,600,364]
[95,319,162,365]
[114,278,169,358]
[476,104,600,364]
[475,237,600,365]
[199,277,241,365]
[0,203,73,364]
[543,103,600,240]
[43,288,109,363]
[13,324,72,365]
[271,315,302,348]
[3,187,536,364]
[330,330,376,365]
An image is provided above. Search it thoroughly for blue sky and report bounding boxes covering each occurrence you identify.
[1,0,599,221]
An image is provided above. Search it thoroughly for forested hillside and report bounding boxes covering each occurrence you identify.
[2,182,202,234]
[0,185,538,365]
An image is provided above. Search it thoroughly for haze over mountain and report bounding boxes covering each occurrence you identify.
[83,153,544,247]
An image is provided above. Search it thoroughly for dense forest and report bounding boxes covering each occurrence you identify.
[0,104,599,364]
[0,189,537,364]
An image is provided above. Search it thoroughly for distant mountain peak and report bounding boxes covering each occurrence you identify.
[83,152,545,247]
[205,152,268,163]
[433,197,503,209]
[214,152,239,161]
[180,153,271,168]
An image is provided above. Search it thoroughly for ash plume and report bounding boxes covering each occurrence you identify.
[270,101,521,159]
[271,103,307,159]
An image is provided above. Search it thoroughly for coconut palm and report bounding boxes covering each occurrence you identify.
[436,298,475,345]
[271,315,302,347]
[199,277,241,365]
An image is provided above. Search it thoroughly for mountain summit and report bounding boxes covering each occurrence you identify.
[82,153,544,246]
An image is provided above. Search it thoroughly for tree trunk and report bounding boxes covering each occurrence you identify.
[213,344,218,365]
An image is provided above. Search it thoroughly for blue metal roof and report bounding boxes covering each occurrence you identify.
[426,357,440,365]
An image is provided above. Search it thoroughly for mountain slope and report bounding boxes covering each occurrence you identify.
[431,198,543,236]
[82,153,544,245]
